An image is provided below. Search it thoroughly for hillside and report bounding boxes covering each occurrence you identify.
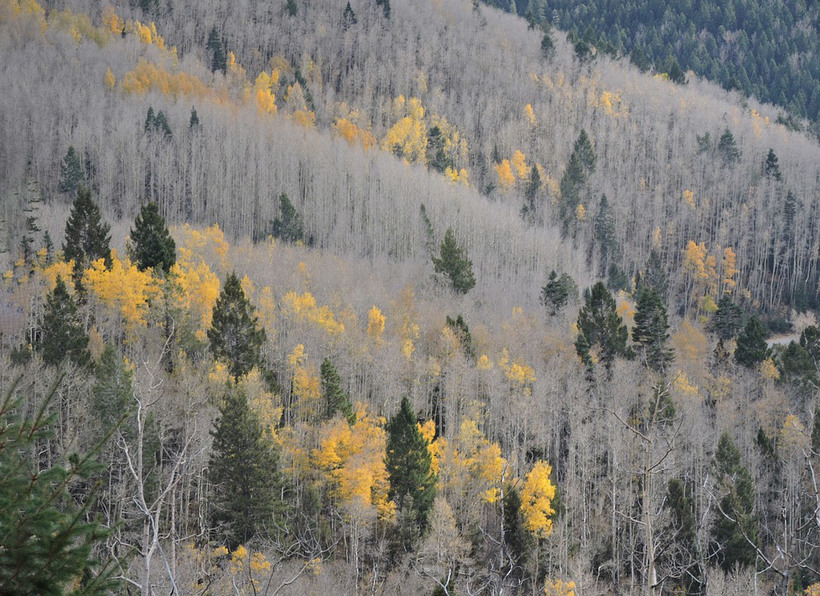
[1,0,819,594]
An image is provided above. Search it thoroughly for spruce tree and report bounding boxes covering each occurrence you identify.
[432,228,476,294]
[763,148,782,181]
[321,357,354,423]
[631,285,674,374]
[541,270,576,315]
[189,106,200,129]
[342,2,357,29]
[376,0,390,18]
[524,164,541,216]
[712,295,743,341]
[209,386,282,549]
[734,316,769,368]
[206,27,227,74]
[38,276,90,368]
[63,186,112,281]
[718,128,741,167]
[58,146,84,195]
[386,397,436,536]
[576,282,631,371]
[208,273,266,380]
[271,193,304,243]
[285,0,298,16]
[0,377,117,595]
[129,201,176,273]
[91,344,134,432]
[502,484,529,568]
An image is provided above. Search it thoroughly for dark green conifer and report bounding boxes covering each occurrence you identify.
[541,270,576,315]
[524,164,541,216]
[58,146,85,195]
[189,106,200,129]
[432,228,476,294]
[207,27,227,74]
[285,0,298,16]
[734,316,769,368]
[91,344,134,431]
[144,107,155,133]
[38,276,90,368]
[541,31,555,59]
[386,397,436,537]
[209,386,282,549]
[207,272,266,380]
[763,148,781,181]
[271,193,305,244]
[718,128,741,167]
[321,358,354,423]
[712,295,743,341]
[502,484,529,568]
[63,186,112,281]
[342,2,357,30]
[631,285,674,374]
[376,0,390,18]
[129,202,176,273]
[576,281,631,371]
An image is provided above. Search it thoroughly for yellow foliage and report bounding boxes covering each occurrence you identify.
[524,103,536,126]
[495,159,515,190]
[576,203,586,220]
[448,419,507,504]
[282,291,345,335]
[672,320,709,363]
[682,189,695,208]
[82,257,161,329]
[383,116,427,163]
[780,414,807,452]
[40,260,74,291]
[444,166,469,185]
[477,354,493,370]
[103,67,115,91]
[671,370,699,398]
[805,582,820,596]
[760,358,779,381]
[521,460,556,538]
[511,150,528,179]
[722,246,738,293]
[334,118,377,150]
[169,256,220,341]
[174,224,230,272]
[401,339,415,361]
[545,578,576,596]
[367,305,385,341]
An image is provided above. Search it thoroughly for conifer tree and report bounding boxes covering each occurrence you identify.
[129,202,176,273]
[712,433,758,571]
[631,284,673,374]
[643,250,669,299]
[63,186,112,281]
[285,0,298,16]
[144,107,155,133]
[58,146,84,196]
[206,27,227,74]
[718,128,741,167]
[594,194,616,276]
[208,272,266,380]
[376,0,390,18]
[541,270,575,315]
[342,2,357,29]
[320,357,354,423]
[540,31,555,59]
[188,106,200,129]
[662,479,702,594]
[734,316,769,368]
[432,228,476,294]
[712,295,743,341]
[386,397,436,537]
[209,386,282,549]
[502,484,529,569]
[524,164,541,216]
[576,282,630,371]
[91,344,133,431]
[271,193,305,244]
[763,148,782,181]
[573,129,596,173]
[38,276,90,368]
[0,377,117,595]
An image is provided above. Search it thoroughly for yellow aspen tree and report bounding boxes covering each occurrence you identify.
[82,256,161,330]
[520,460,556,538]
[104,68,115,91]
[366,305,385,343]
[544,578,577,596]
[511,149,528,179]
[721,246,738,294]
[524,103,536,126]
[495,159,515,190]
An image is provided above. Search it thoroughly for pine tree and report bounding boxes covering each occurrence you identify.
[144,107,155,133]
[285,0,298,16]
[524,164,541,216]
[38,276,90,368]
[376,0,390,18]
[712,295,743,341]
[271,193,304,244]
[432,228,476,294]
[209,386,282,549]
[207,273,266,380]
[206,27,227,74]
[541,31,555,59]
[189,106,200,129]
[718,128,741,167]
[386,397,436,537]
[734,316,769,368]
[63,186,112,281]
[712,432,758,571]
[763,148,782,181]
[541,270,575,315]
[0,377,117,595]
[342,2,357,30]
[502,484,529,569]
[662,479,702,594]
[91,344,134,432]
[573,129,596,173]
[129,202,176,273]
[58,146,84,195]
[631,285,674,374]
[576,282,631,371]
[642,250,669,299]
[320,357,354,423]
[594,195,616,276]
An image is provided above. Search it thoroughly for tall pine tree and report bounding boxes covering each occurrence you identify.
[208,273,266,380]
[63,187,111,283]
[129,202,176,273]
[734,316,769,368]
[631,282,674,374]
[576,282,631,371]
[38,276,90,368]
[320,357,354,423]
[432,228,476,294]
[209,386,282,549]
[386,397,436,541]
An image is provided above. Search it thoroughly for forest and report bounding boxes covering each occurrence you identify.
[0,0,819,594]
[485,0,820,138]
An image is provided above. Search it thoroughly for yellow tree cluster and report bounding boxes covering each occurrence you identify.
[121,58,211,99]
[520,460,557,538]
[82,255,162,332]
[282,290,345,336]
[683,240,740,313]
[251,69,279,115]
[335,118,378,150]
[288,344,322,422]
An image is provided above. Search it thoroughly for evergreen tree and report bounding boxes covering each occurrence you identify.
[576,282,631,371]
[386,397,436,537]
[206,27,227,74]
[426,126,452,173]
[209,386,282,549]
[38,276,90,368]
[734,316,769,368]
[144,107,155,133]
[320,357,354,423]
[152,110,172,138]
[207,272,266,380]
[271,193,305,244]
[342,2,357,30]
[540,31,555,59]
[188,106,200,129]
[631,285,674,374]
[573,129,596,173]
[712,433,758,571]
[594,194,616,276]
[0,377,117,595]
[524,164,541,216]
[502,484,529,569]
[763,148,782,181]
[129,201,176,273]
[285,0,298,16]
[91,344,134,432]
[376,0,390,18]
[63,186,112,281]
[717,128,741,167]
[662,479,702,594]
[58,146,84,195]
[445,314,474,360]
[541,270,576,315]
[712,295,743,341]
[432,227,476,294]
[642,250,669,299]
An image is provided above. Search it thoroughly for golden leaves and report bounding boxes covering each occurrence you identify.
[521,460,556,538]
